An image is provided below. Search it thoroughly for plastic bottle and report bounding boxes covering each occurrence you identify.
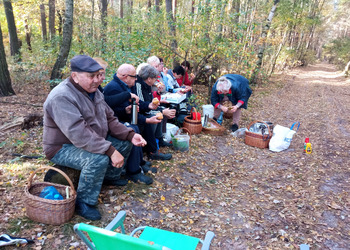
[39,186,64,200]
[304,138,309,153]
[305,142,312,154]
[217,111,224,125]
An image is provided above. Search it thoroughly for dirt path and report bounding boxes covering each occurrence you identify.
[1,63,349,249]
[121,62,350,249]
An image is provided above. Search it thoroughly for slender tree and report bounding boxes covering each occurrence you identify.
[3,0,20,58]
[57,10,63,36]
[251,0,280,84]
[49,0,56,39]
[50,0,74,80]
[40,4,48,41]
[120,0,123,18]
[100,0,108,52]
[155,0,160,12]
[165,0,177,56]
[24,19,32,51]
[0,24,15,96]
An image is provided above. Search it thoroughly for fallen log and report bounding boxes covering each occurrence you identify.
[0,114,42,132]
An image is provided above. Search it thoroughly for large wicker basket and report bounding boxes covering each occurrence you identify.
[183,107,202,134]
[202,118,226,136]
[245,120,272,148]
[24,166,77,225]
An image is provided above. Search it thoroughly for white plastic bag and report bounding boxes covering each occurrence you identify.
[269,122,300,152]
[163,123,179,143]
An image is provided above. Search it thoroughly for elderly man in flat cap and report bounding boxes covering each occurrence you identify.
[43,55,147,220]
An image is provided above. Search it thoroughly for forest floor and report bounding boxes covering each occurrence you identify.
[1,62,350,249]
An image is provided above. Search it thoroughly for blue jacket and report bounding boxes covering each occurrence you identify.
[211,74,252,109]
[103,74,134,123]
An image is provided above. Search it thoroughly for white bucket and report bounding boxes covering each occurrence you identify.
[164,123,179,143]
[202,104,214,118]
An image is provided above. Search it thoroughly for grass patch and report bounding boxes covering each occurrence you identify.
[7,217,36,234]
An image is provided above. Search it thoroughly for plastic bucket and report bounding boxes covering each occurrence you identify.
[202,104,214,118]
[173,134,190,151]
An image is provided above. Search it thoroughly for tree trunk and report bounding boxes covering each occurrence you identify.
[40,4,48,41]
[191,0,195,14]
[50,0,73,81]
[344,61,350,77]
[155,0,160,12]
[0,24,15,96]
[3,0,21,58]
[24,19,32,51]
[233,0,240,23]
[100,0,108,52]
[269,28,287,76]
[120,0,123,18]
[49,0,56,39]
[148,0,151,8]
[57,10,63,35]
[165,0,177,59]
[91,0,94,39]
[251,0,280,84]
[127,0,133,32]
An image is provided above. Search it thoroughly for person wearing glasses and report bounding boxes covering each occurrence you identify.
[43,55,147,220]
[104,64,172,161]
[93,57,155,184]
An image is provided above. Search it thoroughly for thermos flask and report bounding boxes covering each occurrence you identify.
[131,98,138,124]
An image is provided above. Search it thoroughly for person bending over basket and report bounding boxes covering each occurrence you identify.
[43,55,147,221]
[211,74,252,132]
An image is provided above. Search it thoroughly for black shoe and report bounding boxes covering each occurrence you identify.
[141,160,152,167]
[158,138,173,147]
[103,178,128,186]
[149,152,172,161]
[76,201,101,220]
[141,164,158,173]
[231,124,239,132]
[127,173,153,185]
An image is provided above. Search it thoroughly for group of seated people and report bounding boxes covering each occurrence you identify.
[42,55,195,220]
[43,54,252,221]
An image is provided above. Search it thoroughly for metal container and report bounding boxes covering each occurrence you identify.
[131,98,138,125]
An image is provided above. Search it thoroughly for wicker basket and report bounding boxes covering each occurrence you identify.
[245,120,272,148]
[183,107,202,134]
[202,118,226,136]
[24,166,77,225]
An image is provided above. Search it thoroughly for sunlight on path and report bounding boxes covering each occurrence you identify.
[290,63,350,86]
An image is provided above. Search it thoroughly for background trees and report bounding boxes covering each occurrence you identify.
[3,0,20,59]
[0,0,349,93]
[0,23,15,96]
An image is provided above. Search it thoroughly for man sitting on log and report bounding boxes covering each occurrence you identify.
[43,55,147,220]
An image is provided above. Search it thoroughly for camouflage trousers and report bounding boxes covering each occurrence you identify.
[50,135,132,205]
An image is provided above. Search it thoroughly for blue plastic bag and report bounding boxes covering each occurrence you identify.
[39,186,64,200]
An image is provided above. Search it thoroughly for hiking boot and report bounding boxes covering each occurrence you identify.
[141,164,158,173]
[231,124,239,132]
[158,138,173,147]
[76,201,101,220]
[127,173,153,185]
[149,152,172,161]
[103,178,128,186]
[141,160,152,167]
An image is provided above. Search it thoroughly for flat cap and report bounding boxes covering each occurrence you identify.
[70,55,103,73]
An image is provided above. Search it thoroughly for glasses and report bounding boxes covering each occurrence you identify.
[127,74,137,78]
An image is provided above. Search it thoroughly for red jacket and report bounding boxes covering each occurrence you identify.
[176,72,193,86]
